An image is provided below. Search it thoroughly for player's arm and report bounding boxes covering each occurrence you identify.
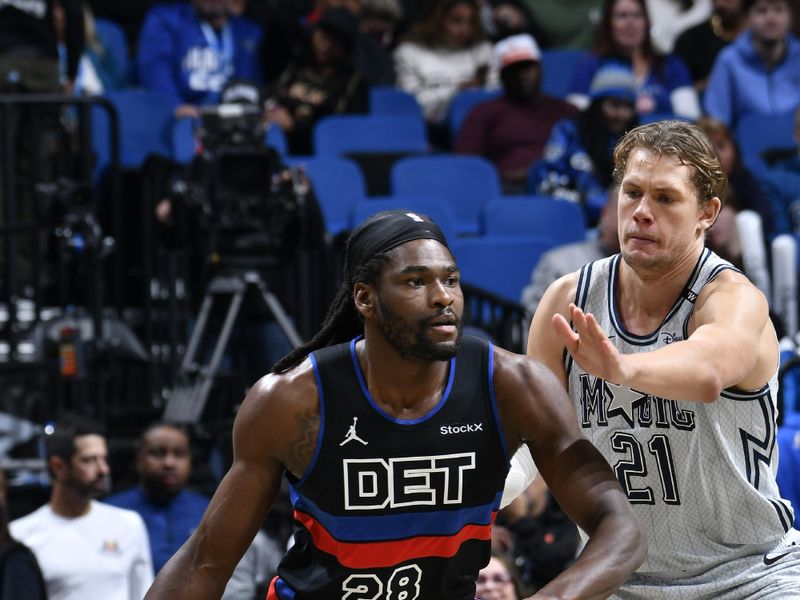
[552,271,777,403]
[494,349,646,600]
[144,364,319,599]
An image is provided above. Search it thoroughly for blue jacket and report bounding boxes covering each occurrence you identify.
[569,53,692,116]
[704,31,800,128]
[529,116,615,222]
[136,3,263,107]
[105,487,210,573]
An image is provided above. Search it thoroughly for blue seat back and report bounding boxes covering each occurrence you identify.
[540,49,588,99]
[391,155,501,235]
[350,194,458,244]
[452,234,557,303]
[481,195,587,245]
[447,88,502,138]
[736,110,797,177]
[93,17,131,82]
[369,87,424,119]
[91,89,175,182]
[313,115,428,156]
[298,157,367,236]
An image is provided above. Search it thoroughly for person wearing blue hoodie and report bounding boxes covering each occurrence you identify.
[704,0,800,128]
[137,0,263,118]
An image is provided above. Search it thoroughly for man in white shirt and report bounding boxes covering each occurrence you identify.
[10,415,154,600]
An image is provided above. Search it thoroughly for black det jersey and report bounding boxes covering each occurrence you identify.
[267,336,511,600]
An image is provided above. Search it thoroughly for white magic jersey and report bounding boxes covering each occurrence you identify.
[568,249,794,578]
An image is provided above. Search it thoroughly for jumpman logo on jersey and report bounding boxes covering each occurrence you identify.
[340,417,368,446]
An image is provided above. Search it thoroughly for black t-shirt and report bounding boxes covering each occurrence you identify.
[0,541,47,600]
[0,0,83,79]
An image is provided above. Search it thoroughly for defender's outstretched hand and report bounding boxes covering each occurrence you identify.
[552,304,627,385]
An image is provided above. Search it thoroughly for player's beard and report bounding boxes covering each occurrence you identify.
[376,299,463,361]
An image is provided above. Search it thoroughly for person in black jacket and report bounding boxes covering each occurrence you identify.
[0,0,83,93]
[0,470,46,600]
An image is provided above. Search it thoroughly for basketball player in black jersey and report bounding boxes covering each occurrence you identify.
[145,210,645,600]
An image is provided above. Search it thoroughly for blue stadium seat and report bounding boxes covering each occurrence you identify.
[91,89,175,182]
[481,195,587,245]
[93,17,132,84]
[369,86,424,119]
[391,155,502,236]
[447,88,502,139]
[451,234,557,303]
[350,194,458,244]
[736,110,796,177]
[540,49,588,99]
[313,114,428,156]
[296,157,367,236]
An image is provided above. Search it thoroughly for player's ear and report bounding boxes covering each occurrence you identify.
[700,196,721,232]
[354,283,375,318]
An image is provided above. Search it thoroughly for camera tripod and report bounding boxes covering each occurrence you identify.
[164,270,303,423]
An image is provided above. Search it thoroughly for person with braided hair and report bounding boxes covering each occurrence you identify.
[145,210,645,600]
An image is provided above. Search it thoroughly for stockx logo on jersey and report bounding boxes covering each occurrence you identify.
[579,374,696,430]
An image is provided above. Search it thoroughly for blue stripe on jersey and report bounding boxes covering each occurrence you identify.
[486,343,511,465]
[296,352,327,488]
[349,337,456,424]
[291,489,504,542]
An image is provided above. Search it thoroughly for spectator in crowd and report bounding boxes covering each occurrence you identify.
[567,0,701,120]
[756,105,800,235]
[521,0,603,49]
[483,0,538,43]
[763,102,800,174]
[521,190,619,314]
[105,422,281,598]
[136,0,263,118]
[697,115,774,241]
[394,0,495,148]
[316,0,398,85]
[54,0,129,95]
[265,7,369,156]
[359,0,404,49]
[87,0,154,56]
[10,415,153,600]
[704,0,800,128]
[104,422,209,574]
[0,469,47,600]
[673,0,747,94]
[453,33,577,193]
[0,0,83,93]
[646,0,713,54]
[475,550,524,599]
[530,59,638,222]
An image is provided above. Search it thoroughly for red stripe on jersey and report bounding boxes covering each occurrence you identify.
[295,510,497,569]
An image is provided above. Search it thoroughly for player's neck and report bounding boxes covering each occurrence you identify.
[357,339,451,419]
[617,247,702,330]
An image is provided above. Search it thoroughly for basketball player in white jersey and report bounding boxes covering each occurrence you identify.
[527,120,800,598]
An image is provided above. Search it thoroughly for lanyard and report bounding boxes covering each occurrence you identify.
[199,20,234,75]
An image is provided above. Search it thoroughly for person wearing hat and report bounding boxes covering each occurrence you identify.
[265,7,369,155]
[136,0,263,118]
[530,59,639,224]
[144,209,645,599]
[453,32,578,193]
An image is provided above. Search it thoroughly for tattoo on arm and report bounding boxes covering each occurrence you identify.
[289,405,320,470]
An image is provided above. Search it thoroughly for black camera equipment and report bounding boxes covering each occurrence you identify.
[164,104,308,424]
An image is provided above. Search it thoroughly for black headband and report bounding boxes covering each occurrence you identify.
[344,210,450,283]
